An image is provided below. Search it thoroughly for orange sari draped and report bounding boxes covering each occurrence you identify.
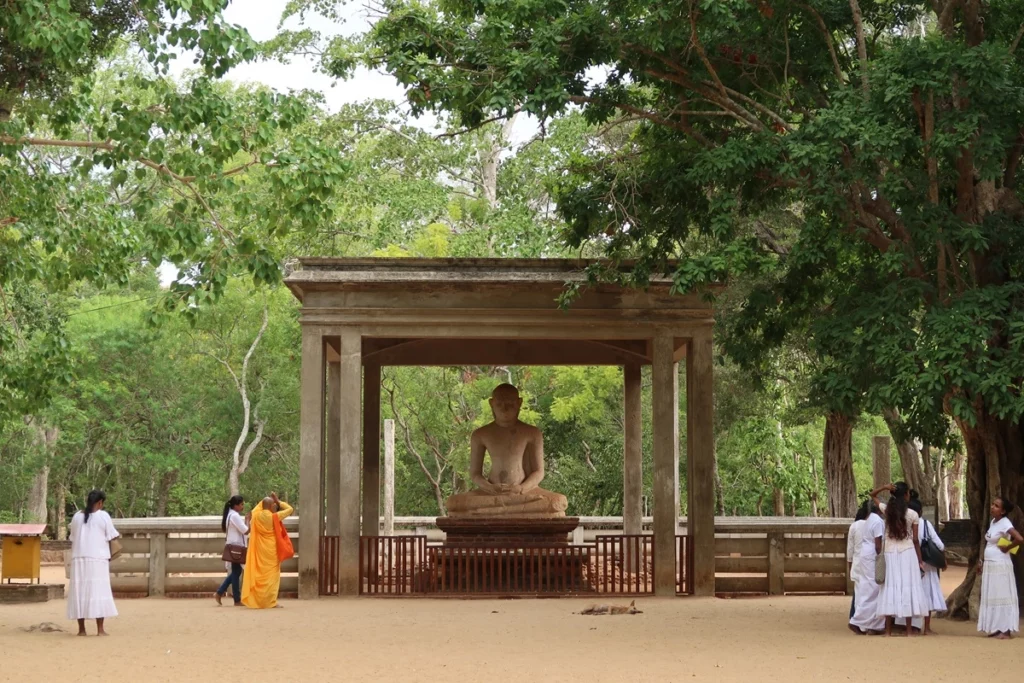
[241,500,294,609]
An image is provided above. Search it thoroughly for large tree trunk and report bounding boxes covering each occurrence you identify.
[945,406,1024,619]
[882,407,936,505]
[155,471,178,516]
[949,448,966,519]
[24,421,59,525]
[823,412,857,517]
[937,455,949,522]
[714,458,726,515]
[52,488,66,540]
[26,466,49,524]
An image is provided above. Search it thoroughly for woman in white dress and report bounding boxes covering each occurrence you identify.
[67,490,120,636]
[849,501,886,634]
[977,497,1023,639]
[875,482,928,636]
[908,498,945,635]
[846,500,869,628]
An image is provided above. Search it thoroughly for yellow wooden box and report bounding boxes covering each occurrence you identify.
[2,536,41,583]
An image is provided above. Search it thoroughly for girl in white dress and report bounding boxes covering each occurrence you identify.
[66,490,120,636]
[849,502,886,634]
[908,499,945,635]
[977,497,1023,639]
[875,482,929,636]
[846,501,869,629]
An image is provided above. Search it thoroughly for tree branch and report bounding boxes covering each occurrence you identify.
[1011,23,1024,54]
[3,135,251,239]
[794,3,845,84]
[848,0,870,97]
[687,1,729,99]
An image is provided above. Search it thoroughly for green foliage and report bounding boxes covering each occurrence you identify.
[0,5,347,424]
[355,0,1024,458]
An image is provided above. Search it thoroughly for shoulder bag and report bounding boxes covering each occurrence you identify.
[109,537,123,562]
[222,543,247,565]
[874,533,886,585]
[920,521,947,570]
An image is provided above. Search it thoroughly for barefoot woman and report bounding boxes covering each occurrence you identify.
[66,490,120,636]
[977,497,1023,640]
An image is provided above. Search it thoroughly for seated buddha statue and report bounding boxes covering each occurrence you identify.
[445,383,568,518]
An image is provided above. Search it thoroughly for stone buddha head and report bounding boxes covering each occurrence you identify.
[489,383,522,427]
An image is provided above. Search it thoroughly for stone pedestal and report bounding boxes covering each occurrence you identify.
[431,517,586,594]
[435,516,580,547]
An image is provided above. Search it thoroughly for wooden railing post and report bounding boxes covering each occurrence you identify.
[767,532,784,596]
[148,533,166,597]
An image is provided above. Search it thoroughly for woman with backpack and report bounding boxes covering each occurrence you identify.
[909,498,945,634]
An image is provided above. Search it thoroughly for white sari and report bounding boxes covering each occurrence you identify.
[849,513,885,632]
[978,516,1019,634]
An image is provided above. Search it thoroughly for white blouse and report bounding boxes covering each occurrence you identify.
[69,509,119,560]
[225,509,249,547]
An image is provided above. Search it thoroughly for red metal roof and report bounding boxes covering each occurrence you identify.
[0,524,47,537]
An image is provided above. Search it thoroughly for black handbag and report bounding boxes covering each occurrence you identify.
[920,520,946,570]
[222,543,247,565]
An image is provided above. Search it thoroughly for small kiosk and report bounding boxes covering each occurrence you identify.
[0,524,47,584]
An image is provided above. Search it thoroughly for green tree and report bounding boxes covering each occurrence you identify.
[356,0,1024,613]
[1,3,347,424]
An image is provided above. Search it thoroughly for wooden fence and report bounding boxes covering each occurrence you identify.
[106,517,299,597]
[97,516,849,597]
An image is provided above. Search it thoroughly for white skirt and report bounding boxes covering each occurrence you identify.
[978,555,1019,634]
[849,554,885,632]
[876,548,928,619]
[921,567,946,613]
[66,558,118,620]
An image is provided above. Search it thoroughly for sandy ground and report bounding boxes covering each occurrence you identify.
[0,566,1017,683]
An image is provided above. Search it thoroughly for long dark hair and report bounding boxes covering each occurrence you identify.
[83,490,106,524]
[885,482,910,540]
[222,495,244,532]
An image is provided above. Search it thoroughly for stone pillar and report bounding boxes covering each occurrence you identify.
[872,436,892,491]
[383,419,395,536]
[337,328,363,596]
[148,533,166,597]
[767,531,784,596]
[298,326,326,599]
[623,364,643,573]
[325,361,341,536]
[686,330,715,597]
[362,364,381,537]
[623,364,643,537]
[652,335,679,596]
[673,363,681,523]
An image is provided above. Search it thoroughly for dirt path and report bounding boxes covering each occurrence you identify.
[0,574,1016,683]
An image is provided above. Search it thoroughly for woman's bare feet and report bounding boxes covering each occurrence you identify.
[995,632,1011,640]
[848,624,864,635]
